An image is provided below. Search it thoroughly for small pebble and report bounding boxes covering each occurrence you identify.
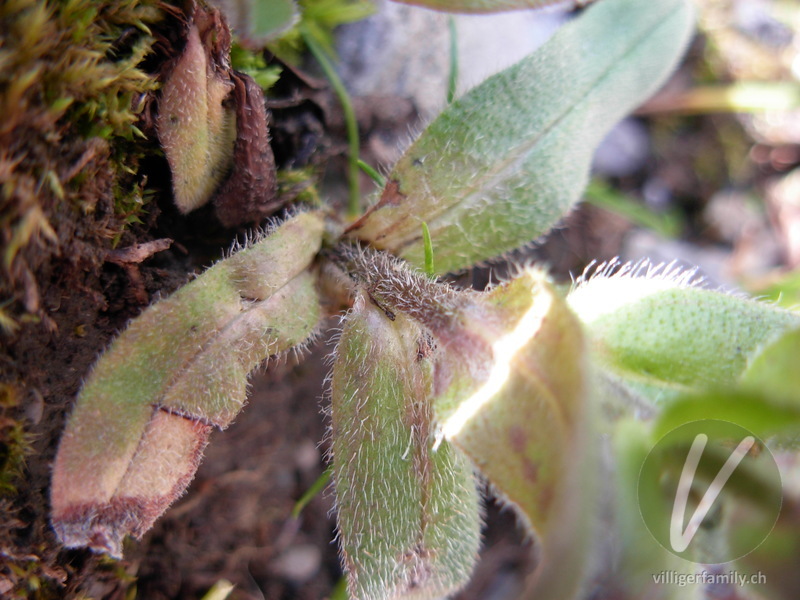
[270,544,322,584]
[592,119,650,178]
[295,439,320,472]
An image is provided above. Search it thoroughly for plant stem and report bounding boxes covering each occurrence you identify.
[447,17,458,104]
[422,222,435,276]
[357,159,386,187]
[301,26,361,217]
[326,244,467,335]
[292,467,333,518]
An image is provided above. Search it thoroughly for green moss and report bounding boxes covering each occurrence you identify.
[277,168,321,207]
[230,42,282,91]
[0,0,163,324]
[0,384,31,496]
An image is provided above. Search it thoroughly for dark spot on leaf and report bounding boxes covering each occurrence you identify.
[344,179,406,234]
[509,425,527,453]
[523,457,540,485]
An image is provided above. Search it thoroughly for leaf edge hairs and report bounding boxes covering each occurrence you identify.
[50,211,325,557]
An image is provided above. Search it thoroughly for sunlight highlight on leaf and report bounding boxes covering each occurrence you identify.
[436,289,552,445]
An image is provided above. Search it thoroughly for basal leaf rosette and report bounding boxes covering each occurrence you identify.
[51,211,325,557]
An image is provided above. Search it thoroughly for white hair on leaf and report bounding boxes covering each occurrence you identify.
[567,257,711,324]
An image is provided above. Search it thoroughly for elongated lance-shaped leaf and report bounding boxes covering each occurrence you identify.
[391,0,593,15]
[330,292,482,600]
[648,328,800,443]
[567,262,800,404]
[331,248,595,599]
[346,0,695,275]
[157,7,237,214]
[430,270,593,599]
[51,211,325,558]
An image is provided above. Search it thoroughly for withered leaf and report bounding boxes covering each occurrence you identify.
[156,3,236,214]
[213,71,280,228]
[156,3,279,225]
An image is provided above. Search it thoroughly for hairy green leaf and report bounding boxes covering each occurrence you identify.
[331,293,481,600]
[51,211,325,557]
[157,17,235,213]
[330,249,598,596]
[347,0,695,274]
[568,265,800,404]
[741,326,800,404]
